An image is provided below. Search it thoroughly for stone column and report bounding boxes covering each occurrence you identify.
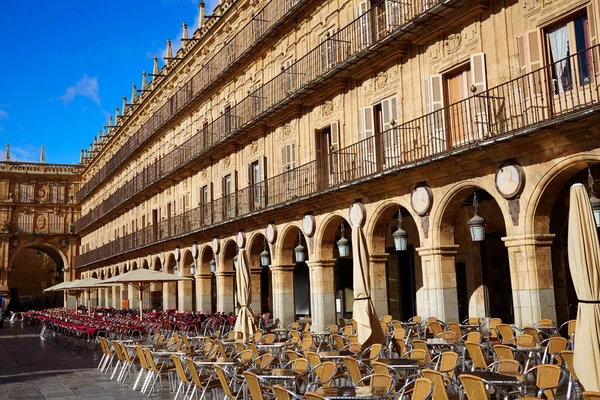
[306,260,336,332]
[128,285,139,310]
[112,285,121,310]
[250,267,262,314]
[370,254,389,317]
[502,234,557,326]
[195,273,213,313]
[104,288,111,308]
[215,270,235,313]
[178,280,194,312]
[270,264,296,327]
[416,245,460,322]
[163,282,177,310]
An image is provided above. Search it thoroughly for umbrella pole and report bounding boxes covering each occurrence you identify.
[139,286,143,321]
[88,290,92,315]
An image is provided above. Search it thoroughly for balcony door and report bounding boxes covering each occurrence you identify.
[249,157,266,211]
[315,122,341,188]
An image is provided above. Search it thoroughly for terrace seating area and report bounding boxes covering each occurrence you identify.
[22,310,594,399]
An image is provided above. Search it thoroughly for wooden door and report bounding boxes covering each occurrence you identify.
[445,67,471,147]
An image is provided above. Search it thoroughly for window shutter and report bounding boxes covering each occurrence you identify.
[361,107,375,138]
[330,121,340,151]
[248,163,253,186]
[381,96,399,166]
[357,1,371,50]
[261,155,267,181]
[424,75,446,153]
[588,2,599,78]
[470,53,487,93]
[282,146,287,172]
[381,96,398,131]
[385,0,400,31]
[517,30,543,94]
[290,142,296,168]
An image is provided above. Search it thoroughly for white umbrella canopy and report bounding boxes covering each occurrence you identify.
[100,268,191,320]
[233,247,257,341]
[352,220,385,346]
[567,183,600,392]
[69,278,120,314]
[43,280,71,292]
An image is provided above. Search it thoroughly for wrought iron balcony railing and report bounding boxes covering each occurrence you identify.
[75,0,463,234]
[77,0,309,202]
[75,44,600,268]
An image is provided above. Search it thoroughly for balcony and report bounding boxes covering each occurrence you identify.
[75,0,472,235]
[75,44,600,268]
[76,0,313,202]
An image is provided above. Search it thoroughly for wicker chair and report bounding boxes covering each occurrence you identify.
[215,364,244,400]
[171,355,193,400]
[398,377,433,400]
[272,384,303,400]
[493,344,516,361]
[244,371,272,400]
[354,373,394,396]
[305,392,327,400]
[498,323,518,344]
[523,364,565,400]
[344,356,367,386]
[459,374,490,399]
[583,392,600,400]
[421,368,457,400]
[306,361,337,391]
[541,336,568,364]
[465,342,489,371]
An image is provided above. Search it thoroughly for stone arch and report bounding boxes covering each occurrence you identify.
[275,222,306,265]
[199,244,215,275]
[366,198,423,254]
[140,258,149,269]
[163,252,178,310]
[247,231,272,314]
[8,241,69,274]
[525,153,600,235]
[198,244,217,313]
[179,248,195,311]
[315,212,351,261]
[152,256,162,271]
[431,179,512,248]
[220,238,237,272]
[181,249,194,277]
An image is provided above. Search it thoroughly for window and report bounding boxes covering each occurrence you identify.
[224,104,233,133]
[322,30,337,71]
[251,81,262,118]
[545,14,591,93]
[223,174,235,217]
[423,53,487,152]
[50,186,65,203]
[49,213,64,234]
[357,1,371,50]
[316,122,342,187]
[19,184,33,203]
[283,58,295,94]
[282,142,297,199]
[249,159,264,209]
[201,185,210,223]
[282,142,296,172]
[359,95,399,172]
[18,213,33,233]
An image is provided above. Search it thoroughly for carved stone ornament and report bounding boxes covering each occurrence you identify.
[266,223,277,244]
[36,215,46,230]
[302,214,316,237]
[376,71,388,89]
[445,33,462,55]
[10,238,19,248]
[249,140,259,155]
[411,184,433,216]
[60,238,69,248]
[322,100,334,116]
[223,155,232,168]
[495,162,525,200]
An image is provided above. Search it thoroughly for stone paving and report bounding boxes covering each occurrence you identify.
[0,322,171,400]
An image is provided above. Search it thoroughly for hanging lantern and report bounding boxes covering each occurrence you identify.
[190,262,196,276]
[173,263,179,275]
[468,191,486,242]
[392,210,408,251]
[260,239,271,267]
[294,231,306,263]
[209,258,217,273]
[337,221,351,258]
[588,167,600,228]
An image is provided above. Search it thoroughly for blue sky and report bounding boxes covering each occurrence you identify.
[0,0,218,164]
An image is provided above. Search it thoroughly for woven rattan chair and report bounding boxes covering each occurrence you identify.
[486,359,523,378]
[488,318,502,342]
[132,345,151,391]
[307,361,337,391]
[465,342,488,371]
[447,322,463,339]
[172,355,193,399]
[421,369,456,400]
[143,348,177,395]
[405,348,428,362]
[283,357,310,373]
[524,364,565,400]
[542,337,568,364]
[463,331,481,344]
[306,351,321,367]
[436,351,460,378]
[459,373,489,399]
[498,324,517,344]
[244,371,271,400]
[344,356,366,386]
[522,327,543,345]
[558,350,579,400]
[583,392,600,400]
[354,373,394,395]
[412,340,432,361]
[255,353,274,368]
[412,377,434,400]
[215,364,243,400]
[305,392,327,400]
[332,334,345,350]
[272,385,302,400]
[493,344,516,361]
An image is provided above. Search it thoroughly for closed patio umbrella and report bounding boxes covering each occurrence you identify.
[233,247,256,341]
[352,217,385,346]
[567,183,600,392]
[100,269,191,321]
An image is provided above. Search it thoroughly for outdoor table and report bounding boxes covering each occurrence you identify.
[509,344,543,370]
[153,351,187,356]
[536,325,558,337]
[249,368,305,390]
[316,386,389,400]
[375,358,423,376]
[401,322,422,338]
[312,332,332,348]
[459,324,480,333]
[426,338,456,353]
[194,357,238,365]
[256,342,288,360]
[273,328,289,341]
[319,350,355,361]
[467,370,523,395]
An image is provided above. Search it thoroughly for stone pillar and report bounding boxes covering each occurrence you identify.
[104,288,111,308]
[503,234,557,326]
[215,271,235,313]
[178,280,194,312]
[112,286,121,310]
[250,267,262,314]
[416,245,460,322]
[142,287,151,310]
[370,254,389,317]
[195,274,213,313]
[270,264,296,327]
[306,260,336,332]
[128,285,139,310]
[163,282,177,310]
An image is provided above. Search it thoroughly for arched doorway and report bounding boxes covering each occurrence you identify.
[7,244,65,310]
[440,187,514,323]
[370,204,422,321]
[531,161,599,323]
[248,233,272,315]
[180,250,195,311]
[199,246,217,313]
[164,253,178,310]
[221,240,237,314]
[151,256,163,310]
[320,215,353,320]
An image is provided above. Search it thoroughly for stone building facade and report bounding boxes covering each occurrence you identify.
[0,151,81,308]
[74,0,600,330]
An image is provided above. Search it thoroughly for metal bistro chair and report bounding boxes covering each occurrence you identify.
[421,368,459,400]
[353,373,395,397]
[215,364,244,400]
[523,364,566,400]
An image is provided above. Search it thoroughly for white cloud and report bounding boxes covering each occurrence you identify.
[60,74,100,106]
[0,110,8,120]
[10,145,38,162]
